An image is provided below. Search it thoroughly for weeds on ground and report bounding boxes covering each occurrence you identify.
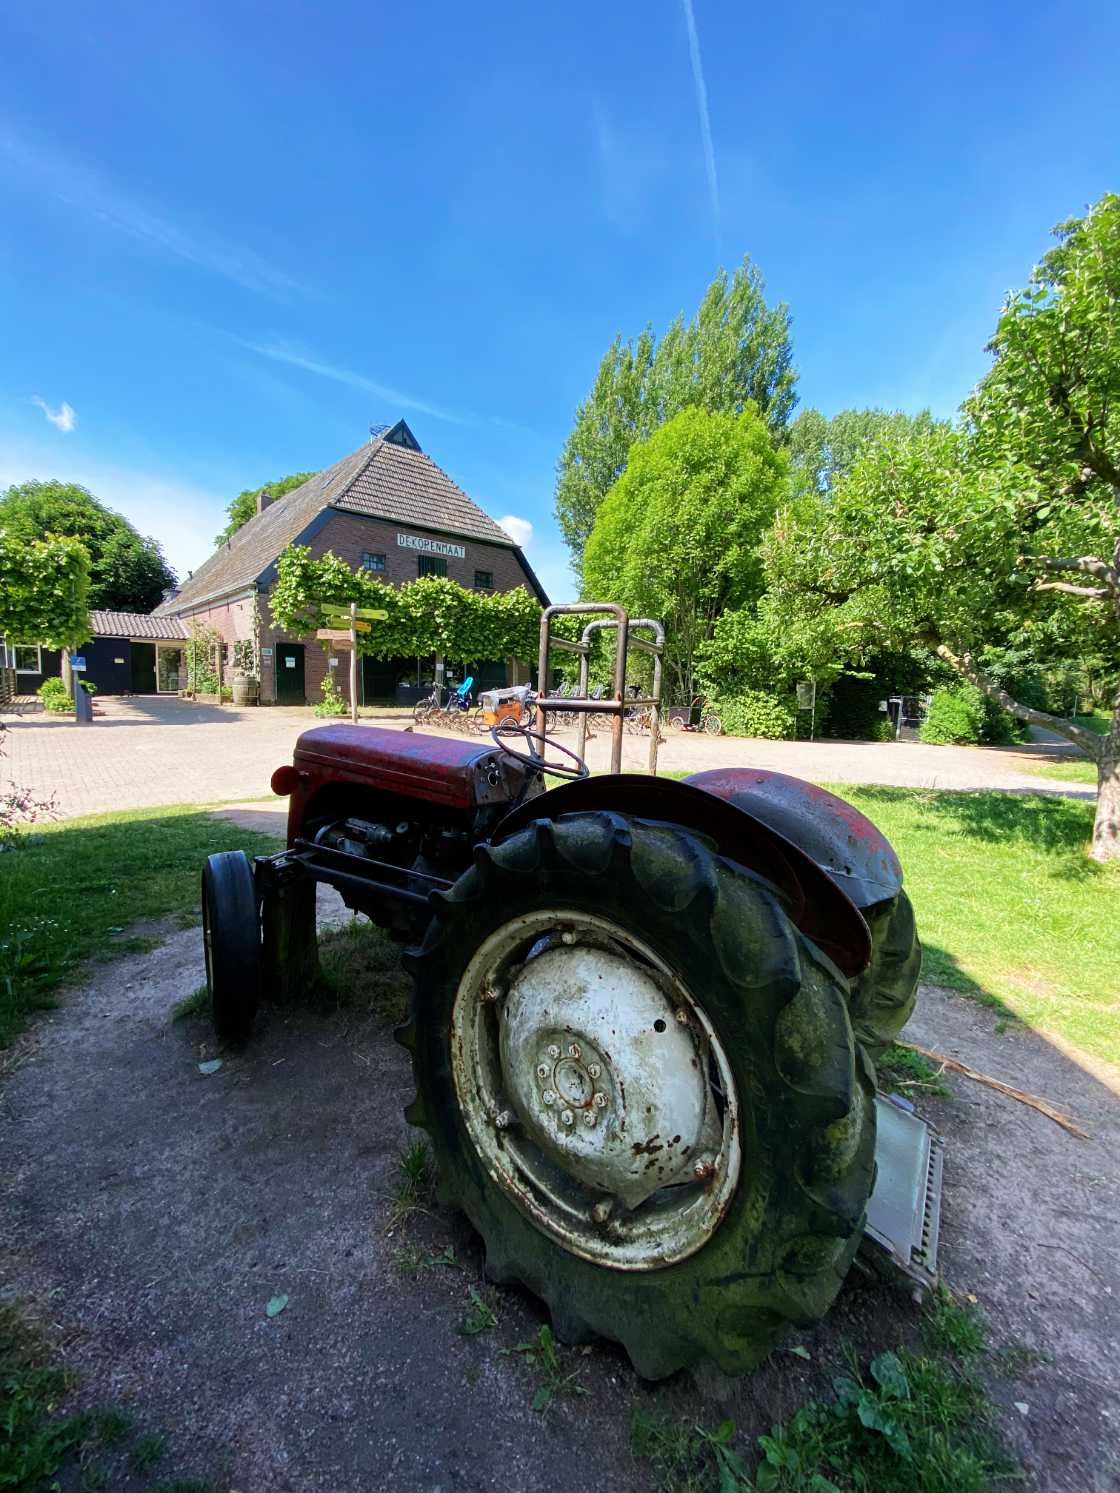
[0,1300,88,1488]
[394,1242,457,1275]
[458,1286,500,1337]
[500,1325,589,1413]
[923,1288,988,1361]
[130,1430,167,1471]
[876,1044,951,1097]
[633,1347,1017,1493]
[384,1140,435,1230]
[317,917,409,1022]
[171,984,209,1021]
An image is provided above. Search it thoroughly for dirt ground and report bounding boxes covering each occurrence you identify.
[2,893,1118,1493]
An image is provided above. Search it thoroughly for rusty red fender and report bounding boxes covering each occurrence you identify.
[491,768,904,978]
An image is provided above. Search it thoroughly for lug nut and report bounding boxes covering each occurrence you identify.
[560,1109,574,1127]
[693,1159,717,1182]
[583,1110,597,1128]
[593,1092,607,1109]
[561,931,575,945]
[542,1089,556,1106]
[568,1042,581,1059]
[547,1043,561,1059]
[495,1110,513,1130]
[481,983,504,1003]
[675,1008,690,1024]
[587,1063,601,1079]
[591,1199,613,1224]
[536,1063,550,1080]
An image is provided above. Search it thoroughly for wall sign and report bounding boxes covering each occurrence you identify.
[114,657,125,665]
[285,658,296,668]
[262,647,273,658]
[397,532,466,559]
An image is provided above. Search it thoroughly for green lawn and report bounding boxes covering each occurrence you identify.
[1027,757,1099,785]
[0,806,281,1048]
[834,788,1120,1064]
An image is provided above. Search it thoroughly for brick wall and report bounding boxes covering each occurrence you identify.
[173,514,538,707]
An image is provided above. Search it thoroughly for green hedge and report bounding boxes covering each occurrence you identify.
[712,690,796,739]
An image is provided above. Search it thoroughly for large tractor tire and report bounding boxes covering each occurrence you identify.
[201,850,261,1043]
[401,812,876,1379]
[847,890,921,1061]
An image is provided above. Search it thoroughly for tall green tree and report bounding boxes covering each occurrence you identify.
[788,406,943,495]
[0,481,174,613]
[214,470,316,546]
[581,406,787,702]
[555,257,796,574]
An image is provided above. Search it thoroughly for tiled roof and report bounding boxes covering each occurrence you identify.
[158,429,516,614]
[89,611,189,640]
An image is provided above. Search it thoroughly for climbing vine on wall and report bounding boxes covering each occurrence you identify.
[269,546,544,662]
[185,621,224,696]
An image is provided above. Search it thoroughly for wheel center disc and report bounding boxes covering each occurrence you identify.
[452,909,742,1271]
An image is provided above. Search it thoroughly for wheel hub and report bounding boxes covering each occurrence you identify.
[452,910,741,1270]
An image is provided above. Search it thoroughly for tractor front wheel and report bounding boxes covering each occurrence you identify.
[402,812,875,1378]
[201,850,261,1043]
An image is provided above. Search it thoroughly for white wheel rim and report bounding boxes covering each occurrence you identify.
[451,909,742,1271]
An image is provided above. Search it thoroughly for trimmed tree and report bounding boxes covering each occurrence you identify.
[0,530,90,650]
[214,471,316,546]
[581,406,788,705]
[0,481,174,613]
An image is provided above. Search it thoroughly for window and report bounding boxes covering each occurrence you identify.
[14,645,41,673]
[362,551,386,572]
[474,570,494,591]
[418,555,447,578]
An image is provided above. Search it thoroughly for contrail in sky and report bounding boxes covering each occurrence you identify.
[680,0,721,252]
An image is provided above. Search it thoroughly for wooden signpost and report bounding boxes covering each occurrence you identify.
[319,604,389,723]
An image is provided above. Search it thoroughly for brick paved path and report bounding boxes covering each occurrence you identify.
[1,694,1093,821]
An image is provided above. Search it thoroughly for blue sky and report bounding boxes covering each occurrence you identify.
[2,0,1118,603]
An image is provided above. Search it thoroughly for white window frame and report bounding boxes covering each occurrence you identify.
[13,644,43,674]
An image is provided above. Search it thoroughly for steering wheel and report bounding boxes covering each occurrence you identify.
[490,721,590,780]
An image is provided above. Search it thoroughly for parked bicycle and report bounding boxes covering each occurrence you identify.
[667,696,722,735]
[413,676,475,728]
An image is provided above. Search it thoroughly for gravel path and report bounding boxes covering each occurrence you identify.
[2,911,1117,1491]
[2,695,1095,820]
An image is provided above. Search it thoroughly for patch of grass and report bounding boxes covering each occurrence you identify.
[385,1140,435,1229]
[923,1288,988,1361]
[633,1349,1017,1493]
[1072,710,1110,735]
[0,805,280,1048]
[631,1407,751,1492]
[458,1286,499,1337]
[830,787,1120,1064]
[130,1430,167,1471]
[171,985,209,1022]
[316,917,409,1021]
[90,1405,134,1445]
[0,1301,91,1488]
[876,1044,951,1097]
[500,1325,589,1413]
[991,1342,1052,1378]
[149,1481,212,1493]
[79,1459,111,1491]
[1026,756,1098,785]
[394,1243,457,1274]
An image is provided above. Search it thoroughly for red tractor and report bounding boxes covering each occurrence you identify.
[201,605,939,1379]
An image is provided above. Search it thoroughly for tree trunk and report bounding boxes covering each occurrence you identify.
[1093,749,1120,862]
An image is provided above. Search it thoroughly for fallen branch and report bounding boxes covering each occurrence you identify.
[899,1041,1089,1139]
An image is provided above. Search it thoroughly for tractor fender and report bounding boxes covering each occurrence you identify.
[682,769,903,910]
[491,772,872,977]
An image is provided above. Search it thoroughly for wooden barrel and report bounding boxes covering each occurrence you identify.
[232,674,259,706]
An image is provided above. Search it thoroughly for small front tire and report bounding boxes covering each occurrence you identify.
[201,851,261,1043]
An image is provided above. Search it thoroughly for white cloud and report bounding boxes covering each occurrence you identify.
[1,130,300,297]
[680,0,721,251]
[31,396,76,432]
[234,336,470,426]
[497,514,533,547]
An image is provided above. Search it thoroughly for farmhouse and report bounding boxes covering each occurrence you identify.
[152,419,547,706]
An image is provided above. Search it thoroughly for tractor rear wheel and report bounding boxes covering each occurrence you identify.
[201,850,261,1043]
[401,812,875,1378]
[847,890,921,1061]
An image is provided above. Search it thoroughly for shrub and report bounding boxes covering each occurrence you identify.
[712,690,796,739]
[919,685,986,744]
[314,676,347,718]
[37,677,71,713]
